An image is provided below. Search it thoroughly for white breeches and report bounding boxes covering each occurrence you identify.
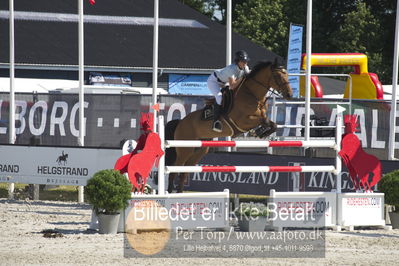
[207,74,223,105]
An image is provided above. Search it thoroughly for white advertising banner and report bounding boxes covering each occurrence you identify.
[0,145,121,185]
[268,191,337,228]
[337,193,385,226]
[286,23,303,98]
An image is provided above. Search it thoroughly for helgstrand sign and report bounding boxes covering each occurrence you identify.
[0,145,120,185]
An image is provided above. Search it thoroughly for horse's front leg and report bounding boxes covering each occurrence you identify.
[259,118,277,138]
[248,116,277,138]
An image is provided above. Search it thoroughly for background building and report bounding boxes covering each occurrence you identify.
[0,0,282,94]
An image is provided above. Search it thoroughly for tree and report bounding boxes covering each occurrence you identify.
[233,0,290,57]
[178,0,218,19]
[180,0,396,84]
[363,0,397,83]
[330,2,385,79]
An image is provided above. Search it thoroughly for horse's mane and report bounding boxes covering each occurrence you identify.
[247,61,272,79]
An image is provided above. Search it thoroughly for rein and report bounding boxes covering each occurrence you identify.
[227,66,286,114]
[225,65,289,136]
[233,76,246,98]
[247,69,289,111]
[248,75,280,98]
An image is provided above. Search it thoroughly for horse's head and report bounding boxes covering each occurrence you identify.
[246,60,293,100]
[270,59,293,99]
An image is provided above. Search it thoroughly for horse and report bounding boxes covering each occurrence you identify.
[165,60,293,193]
[56,151,68,165]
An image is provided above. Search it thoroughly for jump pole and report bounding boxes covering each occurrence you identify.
[158,109,343,188]
[8,0,15,200]
[165,140,336,148]
[335,105,344,193]
[166,165,336,174]
[157,115,165,195]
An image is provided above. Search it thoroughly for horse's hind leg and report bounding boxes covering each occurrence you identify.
[176,173,188,193]
[177,147,209,193]
[168,173,178,193]
[168,147,195,193]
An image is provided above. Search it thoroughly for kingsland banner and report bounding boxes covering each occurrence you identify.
[0,93,394,153]
[186,152,399,194]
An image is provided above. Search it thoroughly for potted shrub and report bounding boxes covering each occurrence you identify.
[235,202,269,232]
[86,169,132,234]
[379,170,399,229]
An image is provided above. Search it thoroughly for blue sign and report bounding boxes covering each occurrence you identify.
[168,74,211,95]
[287,24,303,98]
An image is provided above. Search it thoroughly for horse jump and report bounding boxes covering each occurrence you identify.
[158,106,344,194]
[154,109,387,231]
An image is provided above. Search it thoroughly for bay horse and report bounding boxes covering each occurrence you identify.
[165,60,293,193]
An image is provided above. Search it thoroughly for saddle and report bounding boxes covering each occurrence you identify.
[201,87,234,120]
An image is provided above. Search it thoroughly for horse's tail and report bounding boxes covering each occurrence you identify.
[165,119,180,166]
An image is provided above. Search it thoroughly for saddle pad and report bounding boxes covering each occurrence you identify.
[201,105,214,121]
[201,87,234,121]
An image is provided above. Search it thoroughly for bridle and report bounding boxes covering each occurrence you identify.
[271,67,291,90]
[248,66,290,98]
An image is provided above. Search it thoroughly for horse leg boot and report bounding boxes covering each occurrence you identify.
[212,103,222,132]
[259,121,277,138]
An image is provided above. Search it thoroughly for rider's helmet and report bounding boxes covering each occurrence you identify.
[234,50,250,64]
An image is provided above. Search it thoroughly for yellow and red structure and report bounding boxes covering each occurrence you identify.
[299,53,384,99]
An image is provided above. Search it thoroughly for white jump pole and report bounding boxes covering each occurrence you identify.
[152,0,159,132]
[8,0,15,199]
[225,0,232,152]
[158,115,165,195]
[304,0,312,142]
[226,0,232,66]
[389,0,399,160]
[335,105,345,193]
[166,165,336,174]
[77,0,85,203]
[166,140,336,148]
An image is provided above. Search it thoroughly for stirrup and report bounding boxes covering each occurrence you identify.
[212,120,222,132]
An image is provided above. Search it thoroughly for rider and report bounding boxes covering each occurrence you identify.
[207,50,250,132]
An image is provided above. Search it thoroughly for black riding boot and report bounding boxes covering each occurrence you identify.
[212,103,222,132]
